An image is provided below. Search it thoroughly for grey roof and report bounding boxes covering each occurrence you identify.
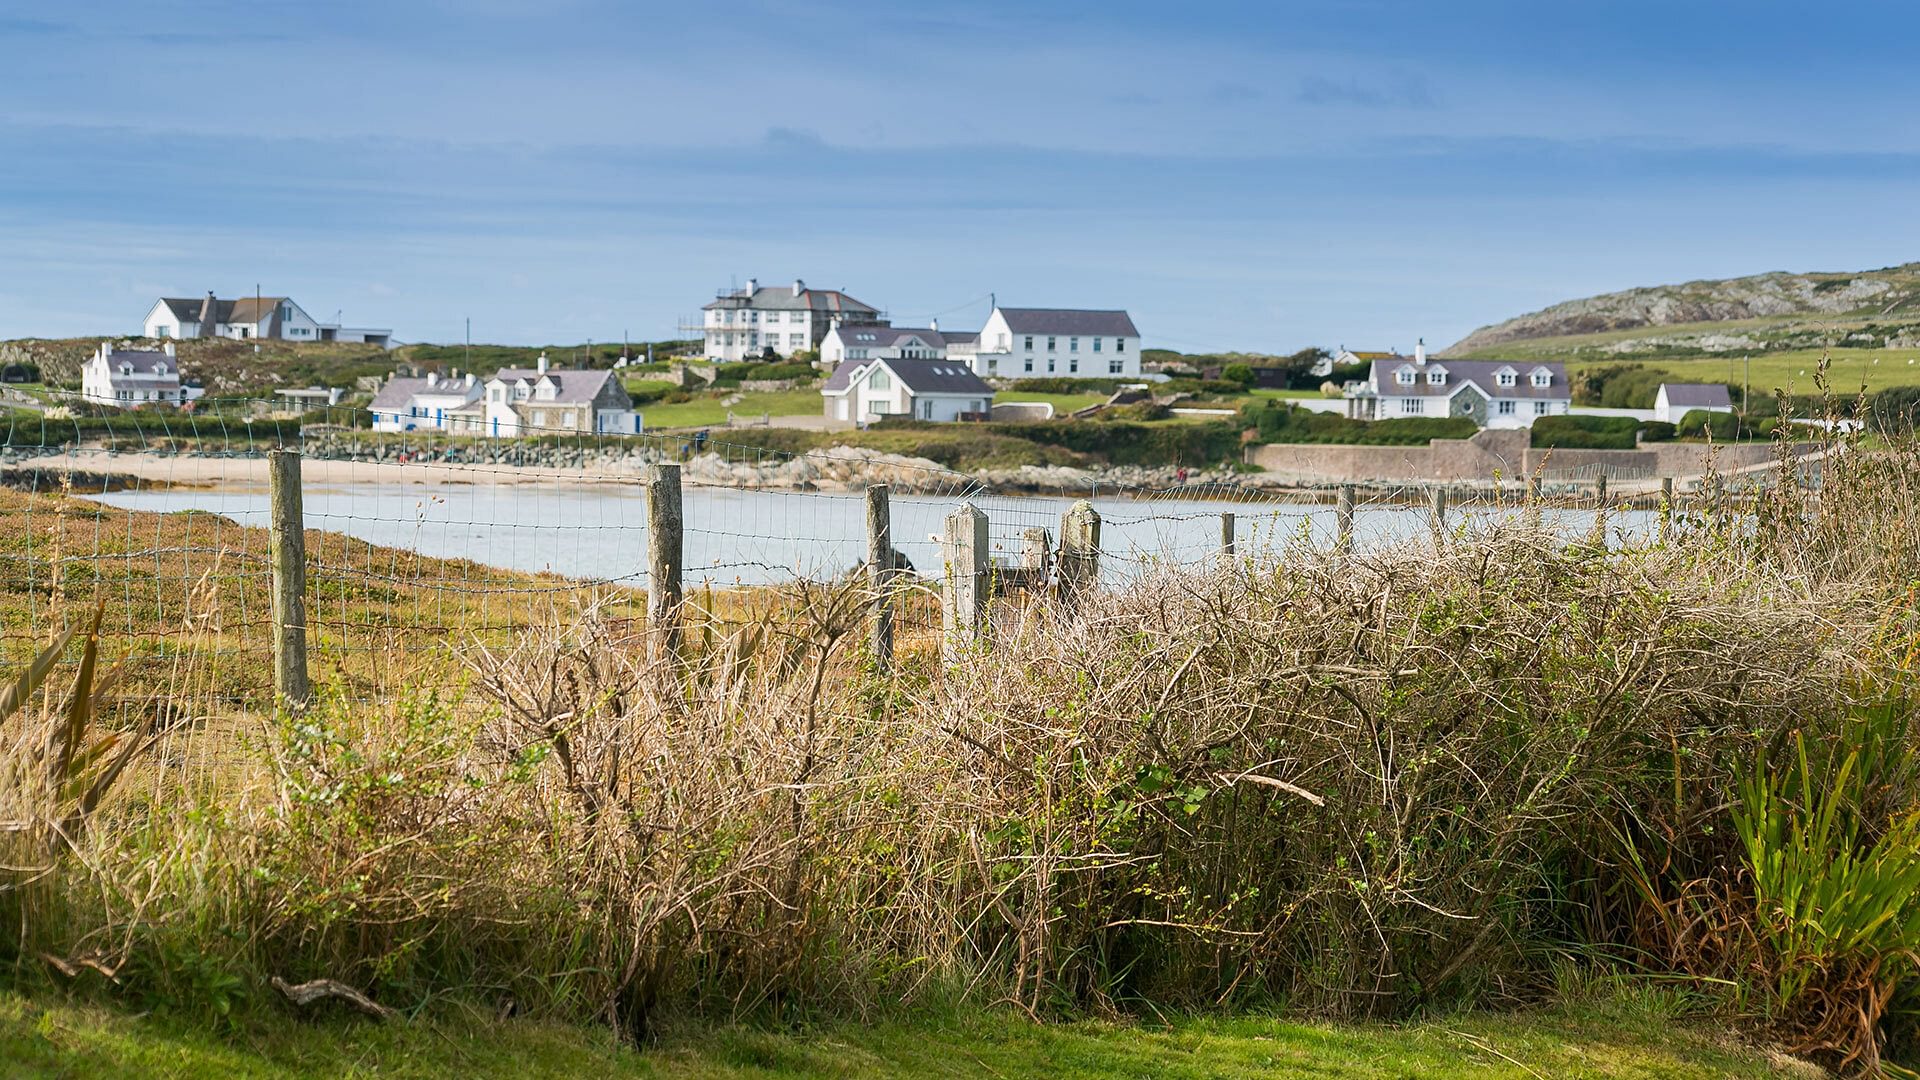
[1659,383,1733,408]
[824,358,992,397]
[1368,359,1571,400]
[154,296,288,325]
[491,367,618,405]
[997,307,1139,337]
[104,348,177,374]
[704,283,879,315]
[369,377,431,410]
[831,325,966,349]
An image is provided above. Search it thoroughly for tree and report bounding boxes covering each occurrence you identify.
[1221,363,1255,387]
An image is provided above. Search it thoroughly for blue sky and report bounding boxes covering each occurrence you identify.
[3,1,1918,352]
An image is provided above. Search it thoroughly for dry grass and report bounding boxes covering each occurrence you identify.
[1,420,1918,1073]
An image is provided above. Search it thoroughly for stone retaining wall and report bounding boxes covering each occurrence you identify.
[1247,428,1800,483]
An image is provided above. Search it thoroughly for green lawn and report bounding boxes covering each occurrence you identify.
[993,390,1109,414]
[0,993,1806,1079]
[1249,388,1333,402]
[1568,349,1920,398]
[640,389,824,429]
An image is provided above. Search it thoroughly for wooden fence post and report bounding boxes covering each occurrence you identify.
[941,503,988,657]
[648,462,684,664]
[1595,473,1609,507]
[866,483,894,674]
[1022,526,1052,576]
[1659,476,1675,542]
[267,449,311,711]
[1220,512,1236,560]
[1058,500,1101,612]
[1335,484,1356,554]
[1429,486,1448,547]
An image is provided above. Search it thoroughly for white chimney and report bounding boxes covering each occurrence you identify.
[536,351,549,375]
[792,278,805,296]
[745,278,757,296]
[465,373,476,388]
[426,371,439,387]
[1414,338,1427,365]
[162,342,175,358]
[930,317,939,332]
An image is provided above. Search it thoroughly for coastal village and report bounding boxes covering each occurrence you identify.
[14,276,1788,491]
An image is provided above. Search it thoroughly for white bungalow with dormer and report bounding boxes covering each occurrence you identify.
[80,342,202,407]
[1343,340,1569,428]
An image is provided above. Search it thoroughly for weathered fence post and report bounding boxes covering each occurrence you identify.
[1022,526,1052,577]
[267,449,311,711]
[1659,476,1675,542]
[866,483,894,674]
[1058,500,1101,612]
[1335,484,1356,554]
[1594,473,1609,507]
[941,503,989,657]
[1429,486,1448,547]
[648,462,684,664]
[1220,512,1236,560]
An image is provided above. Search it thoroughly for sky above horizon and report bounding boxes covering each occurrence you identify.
[3,1,1918,352]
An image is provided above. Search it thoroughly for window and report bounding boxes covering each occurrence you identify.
[1534,401,1550,415]
[790,333,805,349]
[1048,358,1055,373]
[533,410,547,426]
[1427,370,1445,385]
[156,327,169,339]
[1497,370,1516,387]
[1531,370,1552,388]
[562,411,576,427]
[1024,336,1034,350]
[1109,359,1123,374]
[1047,336,1056,351]
[1069,357,1079,373]
[1400,398,1425,415]
[1069,337,1079,352]
[869,371,891,390]
[1093,337,1102,352]
[920,401,932,419]
[1497,400,1516,415]
[1024,357,1033,372]
[1116,338,1126,352]
[1395,369,1415,386]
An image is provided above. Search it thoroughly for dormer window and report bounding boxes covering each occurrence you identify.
[154,363,168,376]
[1426,368,1446,386]
[118,362,133,376]
[1530,368,1553,388]
[1496,368,1517,388]
[1394,366,1417,386]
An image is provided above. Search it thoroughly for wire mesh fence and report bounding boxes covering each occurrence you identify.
[2,389,1714,734]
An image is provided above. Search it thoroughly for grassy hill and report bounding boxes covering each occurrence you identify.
[1443,264,1920,399]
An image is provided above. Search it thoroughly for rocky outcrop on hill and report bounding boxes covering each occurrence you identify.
[1446,264,1920,354]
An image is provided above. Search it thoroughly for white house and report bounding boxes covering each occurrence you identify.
[693,278,883,362]
[1330,347,1401,377]
[958,306,1141,378]
[144,292,392,346]
[821,357,994,424]
[819,321,971,365]
[368,371,484,432]
[1654,383,1734,424]
[1343,341,1570,429]
[80,342,201,407]
[444,354,639,438]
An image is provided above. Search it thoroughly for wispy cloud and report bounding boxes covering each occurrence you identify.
[1295,74,1436,109]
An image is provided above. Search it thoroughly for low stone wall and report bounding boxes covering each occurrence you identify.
[1247,428,1805,483]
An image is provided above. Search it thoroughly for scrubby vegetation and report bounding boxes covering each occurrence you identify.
[1242,400,1477,445]
[4,420,1918,1072]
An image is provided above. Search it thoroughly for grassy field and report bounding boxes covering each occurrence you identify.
[640,389,824,429]
[992,390,1109,413]
[1248,388,1333,402]
[1566,348,1920,398]
[0,994,1807,1079]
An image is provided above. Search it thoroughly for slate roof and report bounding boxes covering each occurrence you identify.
[1659,383,1733,408]
[491,367,619,406]
[704,284,879,315]
[823,358,992,396]
[996,307,1139,337]
[369,375,479,410]
[103,349,177,375]
[831,325,965,349]
[154,296,289,325]
[1366,359,1570,400]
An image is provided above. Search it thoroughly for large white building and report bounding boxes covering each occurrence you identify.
[144,292,392,346]
[1342,342,1570,428]
[445,355,639,438]
[368,371,484,432]
[694,279,882,362]
[80,342,201,407]
[956,306,1141,378]
[1653,383,1734,424]
[821,357,994,424]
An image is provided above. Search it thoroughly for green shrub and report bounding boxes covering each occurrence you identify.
[1869,386,1920,432]
[1636,420,1677,442]
[1243,401,1476,446]
[1221,363,1255,387]
[1676,409,1762,440]
[1531,414,1640,450]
